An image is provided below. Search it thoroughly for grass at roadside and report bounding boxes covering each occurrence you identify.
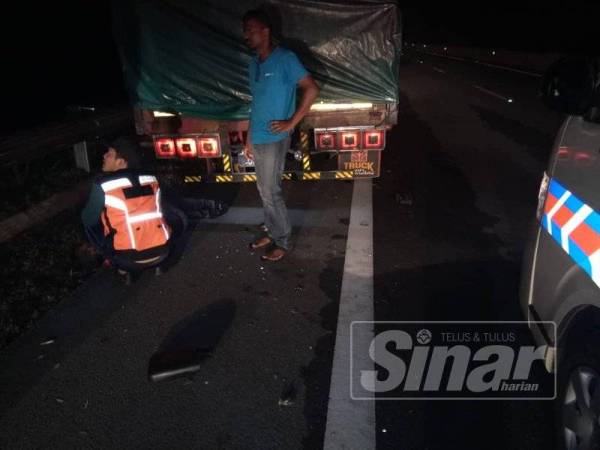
[0,208,97,349]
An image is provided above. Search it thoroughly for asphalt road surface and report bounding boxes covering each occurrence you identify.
[0,52,565,450]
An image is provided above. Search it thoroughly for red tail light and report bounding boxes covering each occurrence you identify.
[154,138,176,158]
[363,130,385,150]
[316,132,336,151]
[176,138,197,158]
[197,135,221,157]
[339,130,360,151]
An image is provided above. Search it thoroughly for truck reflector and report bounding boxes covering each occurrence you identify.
[153,134,222,159]
[197,136,221,157]
[313,127,386,152]
[154,138,176,158]
[340,131,360,151]
[363,130,385,150]
[316,132,336,150]
[176,138,197,158]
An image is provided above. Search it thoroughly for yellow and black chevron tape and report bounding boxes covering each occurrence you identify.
[335,171,353,179]
[300,131,310,150]
[281,173,293,181]
[216,175,234,183]
[302,172,321,180]
[184,175,202,183]
[302,153,311,171]
[222,154,232,173]
[243,174,257,182]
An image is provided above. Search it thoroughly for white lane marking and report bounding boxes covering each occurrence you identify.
[324,179,375,450]
[433,67,446,74]
[420,51,542,78]
[478,60,542,77]
[473,85,514,103]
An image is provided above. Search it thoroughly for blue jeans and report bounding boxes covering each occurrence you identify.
[253,137,291,250]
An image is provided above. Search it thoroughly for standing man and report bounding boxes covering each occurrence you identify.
[243,9,320,261]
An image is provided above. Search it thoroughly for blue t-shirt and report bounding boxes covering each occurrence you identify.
[248,46,308,144]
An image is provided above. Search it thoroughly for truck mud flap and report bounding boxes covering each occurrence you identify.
[337,150,381,178]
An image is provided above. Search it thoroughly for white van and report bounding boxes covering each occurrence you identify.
[520,57,600,450]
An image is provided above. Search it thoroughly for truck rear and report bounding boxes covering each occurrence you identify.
[111,0,401,184]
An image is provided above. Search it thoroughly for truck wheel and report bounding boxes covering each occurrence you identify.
[163,203,188,238]
[556,346,600,450]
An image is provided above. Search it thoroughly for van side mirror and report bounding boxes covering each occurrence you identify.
[540,57,597,115]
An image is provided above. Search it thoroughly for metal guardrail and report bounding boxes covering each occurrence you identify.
[0,107,133,171]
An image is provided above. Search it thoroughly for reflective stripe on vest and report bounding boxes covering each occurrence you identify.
[101,176,168,251]
[101,178,132,192]
[155,188,170,241]
[105,194,137,250]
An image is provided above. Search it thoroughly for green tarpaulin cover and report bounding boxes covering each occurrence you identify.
[112,0,401,120]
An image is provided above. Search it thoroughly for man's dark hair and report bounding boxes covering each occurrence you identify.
[243,9,272,31]
[109,136,141,169]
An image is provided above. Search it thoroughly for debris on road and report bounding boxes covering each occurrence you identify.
[278,380,297,406]
[40,338,56,346]
[395,192,413,206]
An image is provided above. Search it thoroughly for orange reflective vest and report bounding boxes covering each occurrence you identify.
[99,174,170,252]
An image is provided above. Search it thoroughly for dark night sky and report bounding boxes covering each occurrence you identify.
[1,0,598,131]
[400,0,600,52]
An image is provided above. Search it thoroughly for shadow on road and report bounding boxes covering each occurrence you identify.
[148,299,236,382]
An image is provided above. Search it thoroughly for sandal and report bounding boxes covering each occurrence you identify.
[249,236,273,251]
[261,246,286,262]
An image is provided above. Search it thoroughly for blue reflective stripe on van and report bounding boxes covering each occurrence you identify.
[548,178,567,199]
[568,238,593,277]
[551,222,562,245]
[542,177,600,290]
[564,194,585,214]
[585,211,600,235]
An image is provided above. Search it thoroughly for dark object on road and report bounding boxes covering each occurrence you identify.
[148,299,236,382]
[148,348,211,383]
[278,380,298,406]
[177,198,229,220]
